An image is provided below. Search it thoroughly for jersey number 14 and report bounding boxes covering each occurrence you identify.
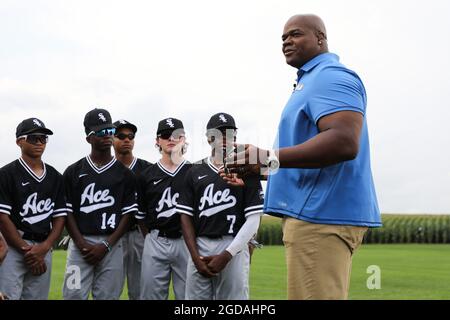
[101,213,116,230]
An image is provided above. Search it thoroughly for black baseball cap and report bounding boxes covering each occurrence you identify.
[206,113,237,131]
[157,118,184,135]
[83,108,115,135]
[113,119,137,133]
[16,118,54,138]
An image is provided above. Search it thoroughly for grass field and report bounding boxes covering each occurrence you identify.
[49,244,450,300]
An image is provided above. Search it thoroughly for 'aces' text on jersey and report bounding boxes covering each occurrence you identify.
[136,160,191,236]
[0,158,68,237]
[176,158,264,237]
[63,156,138,235]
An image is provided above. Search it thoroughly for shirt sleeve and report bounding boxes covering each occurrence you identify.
[52,172,69,218]
[243,175,265,218]
[176,168,195,216]
[121,170,138,215]
[306,67,367,124]
[0,168,12,215]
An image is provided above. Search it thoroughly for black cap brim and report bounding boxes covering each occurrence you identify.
[20,127,54,136]
[88,123,116,133]
[114,123,137,133]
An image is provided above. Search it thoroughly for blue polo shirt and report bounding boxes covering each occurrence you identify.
[264,53,381,227]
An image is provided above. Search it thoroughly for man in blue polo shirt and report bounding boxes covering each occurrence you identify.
[225,14,381,299]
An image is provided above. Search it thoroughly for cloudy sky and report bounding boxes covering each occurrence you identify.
[1,0,449,214]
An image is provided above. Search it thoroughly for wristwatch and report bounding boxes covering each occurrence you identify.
[264,150,280,171]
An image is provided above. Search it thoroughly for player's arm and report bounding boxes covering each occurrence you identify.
[65,212,89,250]
[23,216,65,267]
[0,214,30,253]
[180,214,215,278]
[0,231,8,265]
[135,173,149,237]
[204,213,262,273]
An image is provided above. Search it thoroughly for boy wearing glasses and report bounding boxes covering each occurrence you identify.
[62,108,138,300]
[0,118,68,299]
[137,118,190,300]
[177,113,263,300]
[112,119,151,300]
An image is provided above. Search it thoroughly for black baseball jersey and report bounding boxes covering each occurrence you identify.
[63,156,138,235]
[129,157,152,176]
[176,158,264,237]
[0,158,68,237]
[136,160,191,237]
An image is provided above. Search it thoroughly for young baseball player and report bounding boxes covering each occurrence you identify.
[177,113,264,300]
[112,119,151,300]
[0,118,67,300]
[62,108,138,300]
[137,118,190,300]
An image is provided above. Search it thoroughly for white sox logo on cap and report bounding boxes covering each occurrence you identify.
[166,118,175,128]
[119,119,126,124]
[219,114,227,123]
[33,119,43,127]
[98,113,107,122]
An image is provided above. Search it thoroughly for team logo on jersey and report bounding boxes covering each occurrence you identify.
[19,192,55,224]
[166,118,175,128]
[33,119,43,127]
[198,183,236,217]
[156,187,179,218]
[219,114,227,123]
[98,113,107,122]
[80,183,115,213]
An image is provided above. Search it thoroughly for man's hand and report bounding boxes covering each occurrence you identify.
[202,250,232,274]
[193,256,217,278]
[0,291,9,300]
[29,260,47,276]
[23,242,51,267]
[0,234,8,265]
[225,144,269,178]
[81,243,108,266]
[218,170,245,187]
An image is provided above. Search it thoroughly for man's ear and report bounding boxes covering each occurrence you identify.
[85,135,92,144]
[16,138,23,148]
[316,30,326,42]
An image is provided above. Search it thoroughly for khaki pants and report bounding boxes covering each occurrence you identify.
[282,217,367,300]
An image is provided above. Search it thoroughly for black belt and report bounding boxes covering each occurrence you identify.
[22,232,48,242]
[157,230,181,239]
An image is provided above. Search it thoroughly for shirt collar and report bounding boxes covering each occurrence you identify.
[297,52,339,78]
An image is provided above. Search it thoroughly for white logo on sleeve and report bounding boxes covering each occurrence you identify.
[155,187,179,218]
[80,183,115,213]
[33,119,43,127]
[219,114,227,123]
[166,118,174,128]
[98,113,107,122]
[19,192,55,224]
[198,183,236,217]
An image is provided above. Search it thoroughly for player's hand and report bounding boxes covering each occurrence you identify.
[194,256,217,278]
[81,243,108,265]
[225,144,268,178]
[203,250,232,274]
[0,291,9,300]
[218,170,245,187]
[29,260,47,276]
[23,242,51,266]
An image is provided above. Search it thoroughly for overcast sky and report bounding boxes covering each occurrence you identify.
[1,0,449,214]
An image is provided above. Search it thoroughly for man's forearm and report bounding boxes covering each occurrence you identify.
[0,214,29,252]
[106,214,131,247]
[42,217,66,250]
[180,214,200,260]
[279,128,358,169]
[65,213,86,249]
